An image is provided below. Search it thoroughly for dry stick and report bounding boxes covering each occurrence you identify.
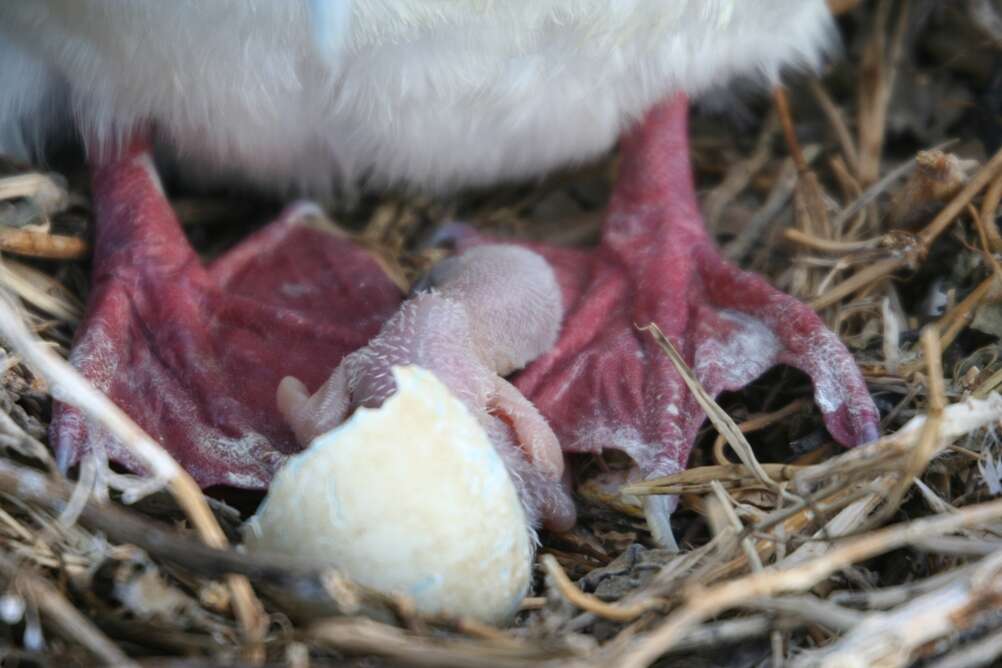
[742,595,863,633]
[311,617,573,668]
[0,227,89,260]
[774,87,831,245]
[937,275,997,354]
[726,148,821,262]
[967,0,1002,48]
[611,393,1002,663]
[794,394,1002,490]
[773,88,808,173]
[784,229,882,254]
[0,552,138,667]
[812,146,1002,310]
[829,151,922,234]
[793,550,1002,667]
[640,324,777,490]
[974,362,1002,399]
[0,457,388,618]
[0,173,68,215]
[860,328,946,533]
[0,295,266,645]
[858,0,909,187]
[979,171,1002,251]
[0,409,54,469]
[612,496,1002,668]
[830,156,865,222]
[928,624,1002,668]
[709,481,764,573]
[831,564,976,609]
[0,259,82,324]
[541,555,662,623]
[808,79,860,177]
[623,463,801,497]
[969,203,1002,278]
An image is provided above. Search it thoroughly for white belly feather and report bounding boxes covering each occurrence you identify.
[0,0,834,193]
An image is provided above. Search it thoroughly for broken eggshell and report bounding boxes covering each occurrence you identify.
[242,365,533,625]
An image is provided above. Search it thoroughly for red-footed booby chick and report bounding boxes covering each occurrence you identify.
[0,1,880,549]
[248,246,571,623]
[277,244,576,532]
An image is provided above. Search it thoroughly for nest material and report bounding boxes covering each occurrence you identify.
[3,1,1002,666]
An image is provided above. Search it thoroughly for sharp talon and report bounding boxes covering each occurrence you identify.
[55,428,77,475]
[276,376,310,430]
[420,221,484,252]
[643,495,680,552]
[859,421,881,445]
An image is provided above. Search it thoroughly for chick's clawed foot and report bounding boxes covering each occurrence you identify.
[277,244,577,532]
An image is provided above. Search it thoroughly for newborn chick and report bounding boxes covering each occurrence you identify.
[277,244,575,531]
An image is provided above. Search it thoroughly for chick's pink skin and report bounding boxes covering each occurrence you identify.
[277,245,576,531]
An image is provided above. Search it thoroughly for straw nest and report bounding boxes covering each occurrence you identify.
[2,1,1002,666]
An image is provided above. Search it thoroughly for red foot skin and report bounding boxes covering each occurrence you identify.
[528,97,880,466]
[53,95,878,543]
[458,95,879,541]
[51,138,402,487]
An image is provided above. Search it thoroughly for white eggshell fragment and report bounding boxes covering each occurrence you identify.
[243,365,532,625]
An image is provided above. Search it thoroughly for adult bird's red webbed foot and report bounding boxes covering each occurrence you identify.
[51,137,402,488]
[500,95,879,548]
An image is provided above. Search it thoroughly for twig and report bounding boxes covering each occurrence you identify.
[611,495,1002,668]
[0,457,391,620]
[0,173,69,216]
[784,229,882,254]
[857,328,946,532]
[623,463,801,497]
[726,148,821,262]
[831,564,975,609]
[829,151,923,233]
[808,79,860,176]
[0,294,266,645]
[928,623,1002,668]
[0,409,54,469]
[0,227,88,260]
[794,394,1002,489]
[541,554,662,623]
[813,145,1002,309]
[742,595,863,633]
[704,113,778,230]
[0,552,137,667]
[310,617,576,668]
[640,324,776,489]
[792,551,1002,667]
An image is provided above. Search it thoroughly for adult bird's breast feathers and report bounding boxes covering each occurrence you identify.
[0,0,835,193]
